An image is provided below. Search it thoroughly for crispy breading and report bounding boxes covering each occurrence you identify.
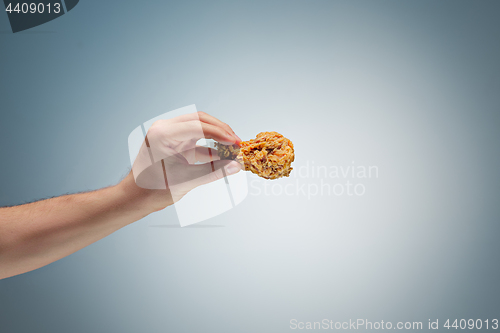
[216,132,294,180]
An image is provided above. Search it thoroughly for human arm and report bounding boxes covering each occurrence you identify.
[0,112,241,279]
[0,175,155,279]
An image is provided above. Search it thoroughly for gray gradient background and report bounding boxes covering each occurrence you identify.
[1,1,499,332]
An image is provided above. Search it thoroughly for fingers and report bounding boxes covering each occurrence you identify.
[158,112,241,143]
[147,120,229,146]
[148,120,238,145]
[157,153,240,186]
[181,146,220,164]
[174,160,242,192]
[177,146,220,164]
[199,122,239,144]
[194,147,220,163]
[166,160,242,201]
[197,111,242,143]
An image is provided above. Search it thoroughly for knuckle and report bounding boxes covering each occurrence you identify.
[147,120,168,142]
[147,123,160,139]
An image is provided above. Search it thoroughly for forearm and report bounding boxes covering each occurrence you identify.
[0,172,158,279]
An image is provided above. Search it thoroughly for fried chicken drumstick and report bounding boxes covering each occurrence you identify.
[215,131,294,180]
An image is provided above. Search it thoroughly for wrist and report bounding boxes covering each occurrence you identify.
[116,172,172,218]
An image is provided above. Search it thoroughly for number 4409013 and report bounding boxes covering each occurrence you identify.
[444,319,499,330]
[5,3,61,14]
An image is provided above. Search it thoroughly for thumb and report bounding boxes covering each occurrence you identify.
[170,160,242,197]
[194,160,242,186]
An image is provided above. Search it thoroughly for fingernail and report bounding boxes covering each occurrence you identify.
[224,132,237,144]
[225,161,241,175]
[226,131,241,143]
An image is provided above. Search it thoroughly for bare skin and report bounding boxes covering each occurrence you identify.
[0,112,242,280]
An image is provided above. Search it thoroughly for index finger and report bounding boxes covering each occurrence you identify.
[197,111,242,143]
[155,121,237,145]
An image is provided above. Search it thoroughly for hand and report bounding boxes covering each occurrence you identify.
[120,111,243,212]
